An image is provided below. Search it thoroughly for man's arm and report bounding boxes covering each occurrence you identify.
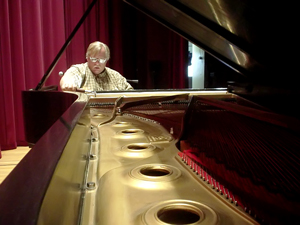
[60,66,84,91]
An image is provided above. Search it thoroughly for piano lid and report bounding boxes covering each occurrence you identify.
[123,0,297,88]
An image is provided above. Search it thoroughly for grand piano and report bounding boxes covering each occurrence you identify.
[1,1,299,225]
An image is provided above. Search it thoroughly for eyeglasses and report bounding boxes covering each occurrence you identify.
[89,57,108,64]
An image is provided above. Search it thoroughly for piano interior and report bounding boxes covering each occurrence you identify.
[1,0,299,225]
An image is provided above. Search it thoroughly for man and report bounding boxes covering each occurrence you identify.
[60,41,133,91]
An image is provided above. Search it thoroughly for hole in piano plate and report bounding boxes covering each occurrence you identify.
[117,143,157,159]
[115,121,130,125]
[112,121,132,127]
[93,113,107,118]
[115,129,146,141]
[127,144,149,150]
[143,200,218,225]
[129,164,181,182]
[120,129,144,135]
[140,167,170,177]
[157,206,200,224]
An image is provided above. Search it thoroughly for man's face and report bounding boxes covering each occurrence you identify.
[87,48,108,75]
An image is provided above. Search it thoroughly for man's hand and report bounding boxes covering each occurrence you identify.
[60,76,78,91]
[60,83,78,91]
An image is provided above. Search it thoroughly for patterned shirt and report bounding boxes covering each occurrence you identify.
[64,63,133,91]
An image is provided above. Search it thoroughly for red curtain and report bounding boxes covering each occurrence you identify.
[0,0,68,151]
[0,0,187,152]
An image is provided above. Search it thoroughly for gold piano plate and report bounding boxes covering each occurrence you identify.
[37,93,259,225]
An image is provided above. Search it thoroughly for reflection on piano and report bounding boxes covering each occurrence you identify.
[1,0,300,225]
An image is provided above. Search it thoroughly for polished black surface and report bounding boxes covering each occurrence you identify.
[22,91,79,144]
[124,0,298,88]
[0,92,87,225]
